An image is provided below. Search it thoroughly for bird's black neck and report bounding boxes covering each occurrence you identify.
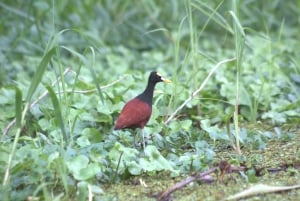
[136,81,156,107]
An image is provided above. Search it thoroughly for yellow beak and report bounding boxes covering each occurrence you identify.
[157,72,172,83]
[162,77,172,83]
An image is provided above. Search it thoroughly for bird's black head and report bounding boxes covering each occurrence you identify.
[148,71,172,84]
[136,71,171,105]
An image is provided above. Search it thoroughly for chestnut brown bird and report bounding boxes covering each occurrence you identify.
[114,71,171,149]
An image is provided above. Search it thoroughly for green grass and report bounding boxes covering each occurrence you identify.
[1,0,300,200]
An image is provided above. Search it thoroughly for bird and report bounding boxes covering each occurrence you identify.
[114,71,171,149]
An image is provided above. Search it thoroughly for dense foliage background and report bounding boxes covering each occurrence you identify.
[0,0,299,200]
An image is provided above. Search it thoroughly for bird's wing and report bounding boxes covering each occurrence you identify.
[115,98,152,130]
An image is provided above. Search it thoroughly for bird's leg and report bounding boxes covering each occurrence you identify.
[142,128,146,151]
[133,131,137,148]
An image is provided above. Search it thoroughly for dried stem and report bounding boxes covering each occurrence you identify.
[164,58,236,124]
[158,167,218,201]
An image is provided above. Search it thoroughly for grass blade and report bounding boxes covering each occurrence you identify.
[26,47,57,103]
[60,45,105,104]
[229,10,245,37]
[15,87,22,128]
[86,47,105,104]
[46,85,68,145]
[192,0,233,34]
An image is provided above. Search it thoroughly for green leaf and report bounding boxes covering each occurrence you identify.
[82,128,103,143]
[246,168,258,183]
[127,161,142,175]
[67,155,88,174]
[168,119,192,132]
[48,151,60,166]
[77,163,101,180]
[140,145,175,172]
[180,119,192,131]
[108,142,139,173]
[76,136,91,147]
[200,119,228,141]
[67,155,100,180]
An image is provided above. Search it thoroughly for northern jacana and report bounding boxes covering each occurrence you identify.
[114,71,171,149]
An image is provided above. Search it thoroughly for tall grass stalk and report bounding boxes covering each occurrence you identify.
[230,0,245,154]
[187,0,199,90]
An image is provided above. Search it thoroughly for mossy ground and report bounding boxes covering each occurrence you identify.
[101,125,300,201]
